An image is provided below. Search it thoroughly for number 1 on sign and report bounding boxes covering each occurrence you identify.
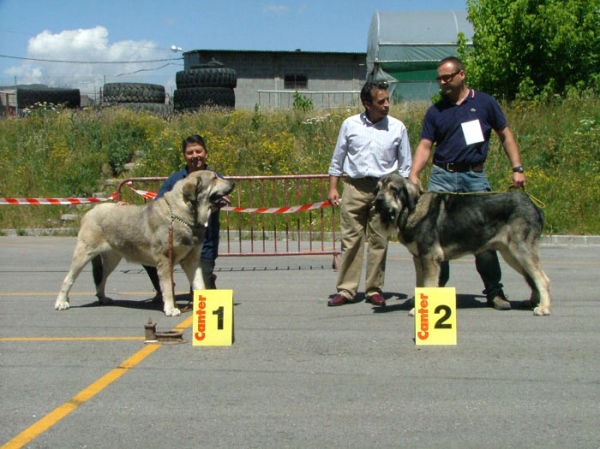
[213,306,224,329]
[192,290,234,346]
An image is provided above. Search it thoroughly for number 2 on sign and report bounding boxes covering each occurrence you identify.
[415,287,457,345]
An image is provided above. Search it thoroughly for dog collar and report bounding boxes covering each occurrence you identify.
[167,203,198,230]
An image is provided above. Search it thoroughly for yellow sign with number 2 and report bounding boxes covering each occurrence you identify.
[414,287,457,345]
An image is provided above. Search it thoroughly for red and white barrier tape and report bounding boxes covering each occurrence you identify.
[222,201,330,214]
[124,182,157,200]
[0,182,330,213]
[0,182,154,205]
[0,197,113,205]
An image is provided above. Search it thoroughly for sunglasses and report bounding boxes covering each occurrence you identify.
[436,70,461,83]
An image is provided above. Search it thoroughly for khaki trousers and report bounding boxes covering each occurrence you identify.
[336,178,389,299]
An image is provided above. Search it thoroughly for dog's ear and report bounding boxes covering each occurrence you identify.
[182,176,202,204]
[401,178,421,211]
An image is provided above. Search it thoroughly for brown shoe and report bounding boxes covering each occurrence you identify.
[366,292,386,307]
[488,295,511,310]
[328,294,351,307]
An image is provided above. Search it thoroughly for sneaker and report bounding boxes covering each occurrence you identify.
[488,295,511,310]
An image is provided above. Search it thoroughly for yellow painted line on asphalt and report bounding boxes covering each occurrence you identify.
[0,292,97,297]
[0,337,144,342]
[0,291,192,297]
[172,315,194,331]
[0,316,193,449]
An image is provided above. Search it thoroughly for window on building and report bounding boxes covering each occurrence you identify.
[284,75,308,89]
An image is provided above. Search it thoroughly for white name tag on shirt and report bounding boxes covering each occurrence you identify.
[461,119,485,145]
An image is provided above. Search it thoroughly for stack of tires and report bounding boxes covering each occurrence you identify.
[173,61,236,112]
[102,82,172,116]
[17,87,80,109]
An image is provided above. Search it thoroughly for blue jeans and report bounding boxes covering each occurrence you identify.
[428,165,491,193]
[427,166,504,299]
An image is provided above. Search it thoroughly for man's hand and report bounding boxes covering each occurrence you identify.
[511,172,526,189]
[328,188,340,207]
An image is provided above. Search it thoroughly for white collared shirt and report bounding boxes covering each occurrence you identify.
[328,112,412,178]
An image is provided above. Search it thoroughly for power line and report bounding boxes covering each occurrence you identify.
[116,63,181,77]
[0,54,183,64]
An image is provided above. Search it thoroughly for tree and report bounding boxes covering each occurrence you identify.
[463,0,600,100]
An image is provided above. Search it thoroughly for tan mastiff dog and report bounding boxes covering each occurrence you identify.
[55,171,234,316]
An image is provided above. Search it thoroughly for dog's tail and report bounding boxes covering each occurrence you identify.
[537,207,545,233]
[91,255,103,287]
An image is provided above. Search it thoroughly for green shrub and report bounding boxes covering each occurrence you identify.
[1,98,599,234]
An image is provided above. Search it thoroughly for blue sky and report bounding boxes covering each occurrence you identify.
[0,0,468,96]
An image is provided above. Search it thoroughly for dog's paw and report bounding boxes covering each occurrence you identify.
[408,307,415,317]
[533,307,551,316]
[54,299,70,311]
[164,308,182,317]
[519,300,536,310]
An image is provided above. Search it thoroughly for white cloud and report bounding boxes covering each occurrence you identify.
[5,26,178,97]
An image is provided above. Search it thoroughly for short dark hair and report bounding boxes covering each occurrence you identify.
[438,56,465,72]
[181,134,207,153]
[360,81,389,103]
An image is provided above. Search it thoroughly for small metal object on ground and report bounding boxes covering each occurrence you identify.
[144,318,187,344]
[144,318,157,343]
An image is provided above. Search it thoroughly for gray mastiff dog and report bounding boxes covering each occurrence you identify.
[373,173,551,316]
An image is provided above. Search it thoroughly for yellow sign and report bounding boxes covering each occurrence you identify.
[192,290,234,346]
[414,287,457,346]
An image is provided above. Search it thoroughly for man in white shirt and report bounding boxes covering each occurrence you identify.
[327,81,412,307]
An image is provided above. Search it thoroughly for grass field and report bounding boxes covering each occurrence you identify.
[1,93,599,234]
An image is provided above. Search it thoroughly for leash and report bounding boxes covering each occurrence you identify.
[166,201,201,313]
[437,185,546,209]
[506,185,546,209]
[168,223,176,305]
[166,201,187,313]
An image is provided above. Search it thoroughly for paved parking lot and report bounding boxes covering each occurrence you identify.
[1,236,599,448]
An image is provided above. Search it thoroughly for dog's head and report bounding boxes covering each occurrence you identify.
[374,173,421,229]
[181,171,235,225]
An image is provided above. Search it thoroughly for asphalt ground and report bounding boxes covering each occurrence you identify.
[1,236,599,448]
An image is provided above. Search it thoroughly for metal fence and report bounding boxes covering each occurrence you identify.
[257,90,360,110]
[115,174,341,269]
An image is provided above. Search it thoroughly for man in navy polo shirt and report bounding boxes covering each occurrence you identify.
[408,56,526,311]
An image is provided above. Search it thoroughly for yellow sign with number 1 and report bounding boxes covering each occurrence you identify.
[414,287,457,345]
[192,290,234,346]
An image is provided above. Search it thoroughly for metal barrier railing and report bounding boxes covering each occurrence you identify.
[115,174,340,269]
[257,90,360,110]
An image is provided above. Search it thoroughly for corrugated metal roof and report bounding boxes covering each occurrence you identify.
[369,10,473,45]
[366,10,473,82]
[183,49,365,56]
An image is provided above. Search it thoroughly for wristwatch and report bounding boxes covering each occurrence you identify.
[512,165,524,173]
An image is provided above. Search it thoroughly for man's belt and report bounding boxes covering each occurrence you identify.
[348,176,380,181]
[434,161,484,173]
